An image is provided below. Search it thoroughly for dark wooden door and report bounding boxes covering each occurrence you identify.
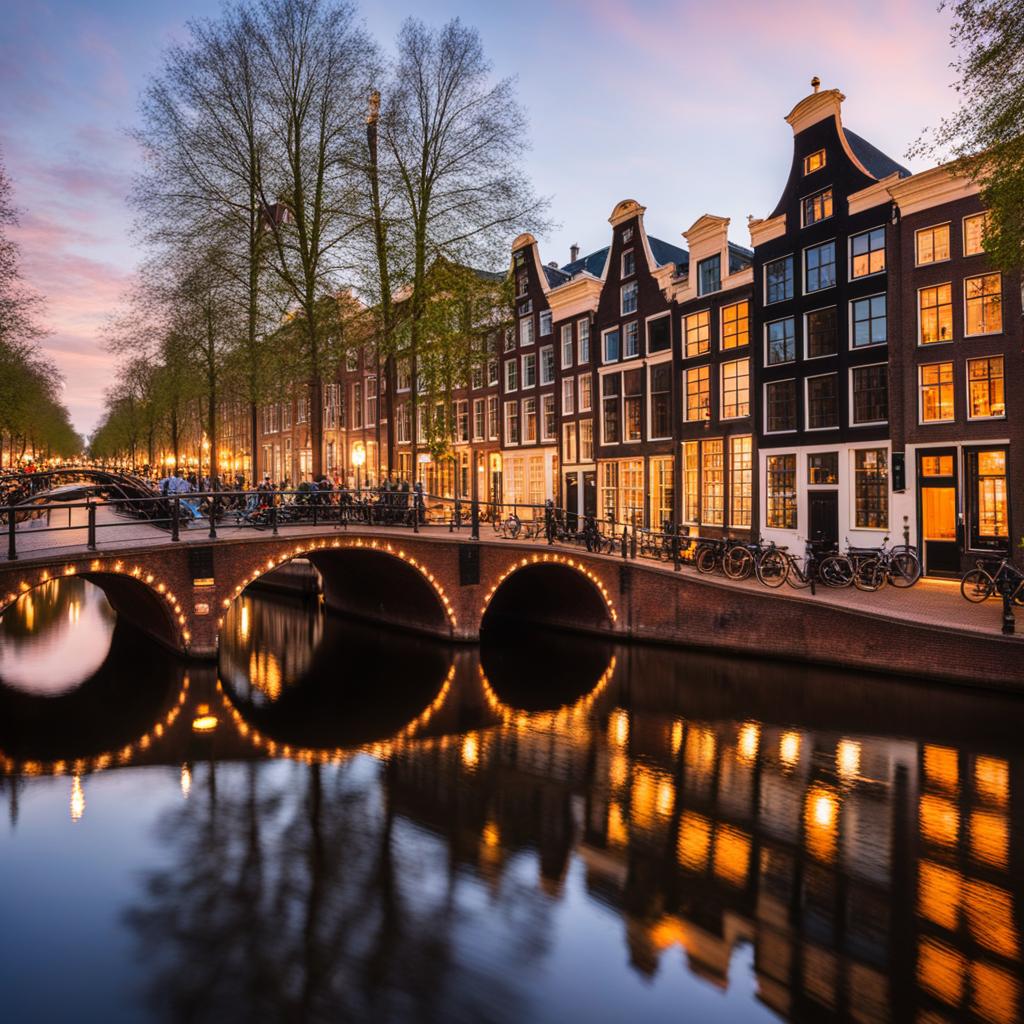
[808,490,839,547]
[565,473,579,530]
[583,472,597,516]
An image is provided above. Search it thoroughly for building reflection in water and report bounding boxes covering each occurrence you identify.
[2,583,1024,1023]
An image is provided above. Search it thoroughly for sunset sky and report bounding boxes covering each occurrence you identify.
[1,0,959,437]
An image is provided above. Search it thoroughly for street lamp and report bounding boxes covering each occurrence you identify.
[352,443,366,494]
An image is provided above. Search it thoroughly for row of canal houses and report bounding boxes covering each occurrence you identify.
[252,82,1021,579]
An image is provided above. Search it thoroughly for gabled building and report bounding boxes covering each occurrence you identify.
[750,83,909,549]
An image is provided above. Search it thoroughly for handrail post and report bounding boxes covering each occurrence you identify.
[270,502,278,536]
[471,498,479,541]
[621,527,627,560]
[6,507,16,561]
[171,497,180,542]
[87,500,97,551]
[672,529,681,572]
[208,489,217,540]
[630,510,638,559]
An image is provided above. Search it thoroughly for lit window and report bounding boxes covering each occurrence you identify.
[578,373,592,412]
[919,284,953,344]
[522,397,537,443]
[765,380,796,433]
[729,436,752,528]
[808,453,838,485]
[854,449,888,529]
[579,419,593,461]
[562,422,577,463]
[702,439,724,525]
[850,227,885,278]
[685,365,710,422]
[967,356,1005,418]
[684,310,710,357]
[766,317,795,365]
[963,212,990,256]
[698,254,721,296]
[624,320,640,358]
[621,280,639,315]
[623,369,642,442]
[766,454,796,528]
[806,374,838,430]
[920,363,955,422]
[803,188,833,226]
[852,295,887,347]
[805,241,836,292]
[804,149,826,175]
[721,300,749,349]
[683,441,699,521]
[504,400,519,444]
[965,273,1002,336]
[970,450,1008,541]
[561,324,574,368]
[806,307,837,358]
[765,256,793,304]
[916,224,950,265]
[852,365,888,425]
[649,456,674,529]
[541,393,556,441]
[721,359,749,419]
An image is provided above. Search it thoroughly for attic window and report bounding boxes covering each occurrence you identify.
[804,149,826,175]
[622,226,634,243]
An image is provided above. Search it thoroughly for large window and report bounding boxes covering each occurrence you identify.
[622,249,636,278]
[854,449,888,529]
[698,254,721,295]
[519,316,534,347]
[685,365,710,422]
[539,311,552,336]
[721,359,749,419]
[802,188,833,226]
[767,317,796,365]
[967,356,1005,419]
[562,422,577,464]
[805,241,836,292]
[766,379,797,433]
[541,393,556,441]
[916,224,950,265]
[649,457,674,530]
[721,300,749,349]
[920,362,955,422]
[702,439,724,525]
[624,320,640,358]
[473,398,485,441]
[685,310,710,357]
[487,396,498,439]
[765,256,793,304]
[540,345,555,385]
[806,373,838,430]
[683,441,699,521]
[621,280,639,315]
[522,352,536,388]
[579,373,592,412]
[650,363,671,439]
[505,359,518,392]
[963,212,989,256]
[965,273,1002,336]
[852,365,888,425]
[522,397,538,443]
[729,435,752,528]
[578,319,590,363]
[850,227,885,278]
[561,324,574,368]
[852,294,887,347]
[806,307,837,358]
[602,374,621,443]
[766,454,796,529]
[603,328,620,363]
[647,314,671,353]
[504,401,519,444]
[579,419,593,461]
[562,377,575,414]
[624,369,642,442]
[969,449,1008,544]
[919,284,953,344]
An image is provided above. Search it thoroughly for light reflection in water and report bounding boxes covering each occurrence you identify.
[1,587,1024,1024]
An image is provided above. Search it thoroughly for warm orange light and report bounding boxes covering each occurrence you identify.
[607,801,628,847]
[779,730,800,769]
[804,785,839,862]
[677,811,711,871]
[461,733,479,769]
[974,756,1009,808]
[737,722,760,765]
[180,764,192,798]
[917,937,966,1007]
[923,744,959,793]
[919,793,960,848]
[670,718,683,756]
[610,709,629,748]
[192,704,218,732]
[70,774,85,822]
[713,826,751,887]
[836,739,861,781]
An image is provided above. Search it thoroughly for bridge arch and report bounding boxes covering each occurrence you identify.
[480,552,617,636]
[0,559,185,652]
[219,537,458,642]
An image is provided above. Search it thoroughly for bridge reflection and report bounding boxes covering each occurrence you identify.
[2,593,1023,1022]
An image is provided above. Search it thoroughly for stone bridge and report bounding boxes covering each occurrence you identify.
[1,526,1020,688]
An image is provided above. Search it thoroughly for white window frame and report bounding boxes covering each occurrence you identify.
[578,372,593,413]
[804,372,839,432]
[623,320,640,359]
[521,351,536,388]
[683,364,711,424]
[848,224,886,280]
[504,358,518,393]
[803,304,838,361]
[472,398,485,441]
[697,253,722,296]
[539,345,555,385]
[918,361,956,425]
[562,377,575,415]
[719,357,750,422]
[519,316,534,347]
[799,186,834,228]
[646,354,673,441]
[577,318,590,363]
[803,149,826,175]
[848,362,889,428]
[621,248,635,278]
[764,378,798,435]
[764,315,796,367]
[849,292,887,350]
[764,254,795,305]
[682,308,711,359]
[561,323,574,368]
[541,393,557,443]
[539,310,552,336]
[803,237,837,294]
[602,326,621,364]
[965,353,1006,421]
[963,272,1003,338]
[621,280,639,316]
[719,299,750,351]
[645,310,671,356]
[914,222,951,267]
[503,400,519,446]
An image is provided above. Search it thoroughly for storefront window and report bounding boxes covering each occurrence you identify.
[702,440,724,526]
[854,448,888,529]
[970,449,1008,545]
[683,441,699,522]
[767,454,796,529]
[729,436,752,528]
[600,462,618,524]
[808,452,838,485]
[650,456,674,529]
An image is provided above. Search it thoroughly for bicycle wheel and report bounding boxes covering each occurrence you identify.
[888,551,921,588]
[960,569,994,603]
[723,546,753,580]
[853,557,884,592]
[785,561,812,589]
[695,545,718,574]
[819,554,853,588]
[756,550,788,588]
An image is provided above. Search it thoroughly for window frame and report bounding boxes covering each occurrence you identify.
[765,315,796,367]
[966,354,1006,421]
[914,222,951,267]
[621,279,639,316]
[720,357,750,421]
[647,358,673,440]
[849,225,886,280]
[800,186,834,228]
[850,292,888,349]
[602,326,621,364]
[804,372,839,432]
[720,299,750,350]
[851,447,889,532]
[539,310,552,336]
[578,372,593,413]
[646,311,672,355]
[803,238,837,294]
[764,254,794,305]
[577,318,591,364]
[560,323,574,369]
[697,253,722,296]
[849,362,889,427]
[621,248,636,278]
[684,364,711,423]
[803,304,838,360]
[963,212,990,257]
[963,272,1003,338]
[803,149,826,175]
[917,282,954,346]
[765,453,798,530]
[683,309,711,359]
[520,352,536,389]
[918,361,956,425]
[764,378,798,435]
[623,320,640,359]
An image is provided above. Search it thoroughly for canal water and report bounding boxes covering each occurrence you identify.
[1,577,1022,1023]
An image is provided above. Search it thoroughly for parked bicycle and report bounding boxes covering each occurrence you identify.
[960,557,1024,605]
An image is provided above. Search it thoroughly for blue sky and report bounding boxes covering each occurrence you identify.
[0,0,958,435]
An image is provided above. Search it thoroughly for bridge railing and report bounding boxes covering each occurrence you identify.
[1,486,725,571]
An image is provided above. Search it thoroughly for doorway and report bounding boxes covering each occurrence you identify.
[564,472,579,530]
[808,490,839,548]
[918,449,959,576]
[582,471,597,517]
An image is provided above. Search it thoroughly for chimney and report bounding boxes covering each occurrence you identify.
[570,243,580,262]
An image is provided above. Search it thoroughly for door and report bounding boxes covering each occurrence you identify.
[808,490,839,548]
[918,449,959,576]
[564,473,579,530]
[583,471,597,517]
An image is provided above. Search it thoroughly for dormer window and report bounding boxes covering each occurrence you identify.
[515,269,528,297]
[802,188,833,226]
[804,149,826,175]
[621,249,635,278]
[697,254,721,296]
[622,226,634,243]
[621,280,638,315]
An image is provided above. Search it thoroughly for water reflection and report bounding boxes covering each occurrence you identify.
[2,588,1024,1023]
[0,577,115,694]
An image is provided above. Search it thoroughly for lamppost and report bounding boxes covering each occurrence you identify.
[352,443,366,495]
